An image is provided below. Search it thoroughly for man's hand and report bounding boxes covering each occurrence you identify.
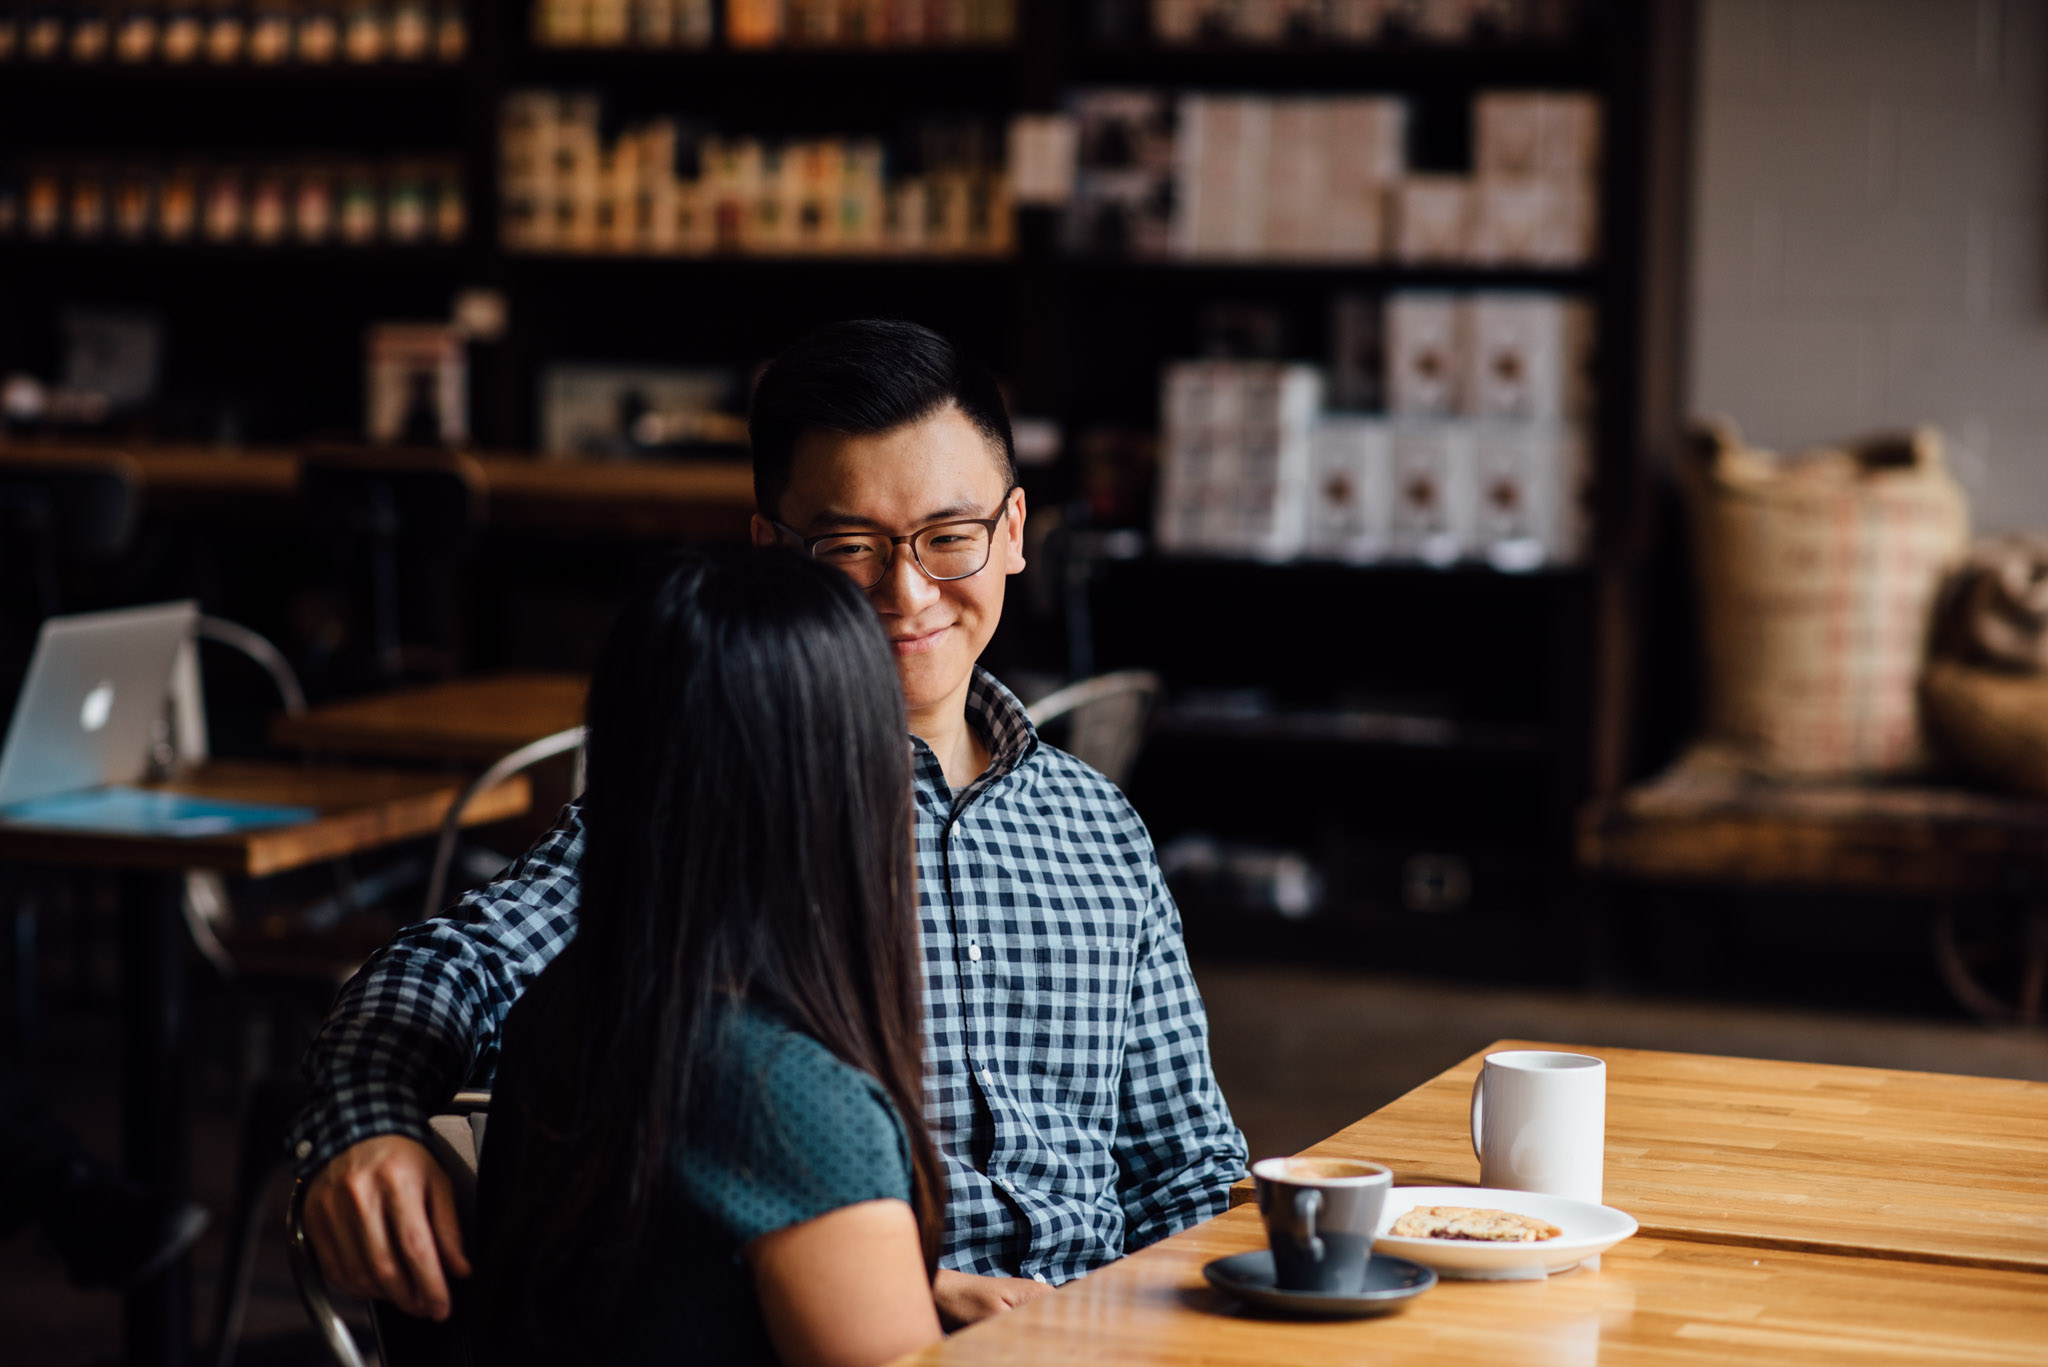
[931,1269,1051,1331]
[302,1135,470,1321]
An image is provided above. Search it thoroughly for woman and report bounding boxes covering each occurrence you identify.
[476,552,945,1367]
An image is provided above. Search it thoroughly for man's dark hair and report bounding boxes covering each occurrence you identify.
[749,319,1016,516]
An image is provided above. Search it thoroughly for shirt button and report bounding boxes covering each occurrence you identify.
[979,1067,993,1086]
[1032,1273,1050,1285]
[294,1140,313,1160]
[968,943,981,962]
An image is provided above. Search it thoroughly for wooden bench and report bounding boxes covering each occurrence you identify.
[1579,757,2048,1026]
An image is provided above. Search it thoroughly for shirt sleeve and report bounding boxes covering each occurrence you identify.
[1112,847,1249,1253]
[285,805,588,1177]
[683,1027,914,1249]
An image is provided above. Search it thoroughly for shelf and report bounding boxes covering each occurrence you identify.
[514,42,1016,72]
[1060,258,1600,288]
[504,249,1012,270]
[2,239,469,267]
[1152,705,1553,755]
[0,60,466,92]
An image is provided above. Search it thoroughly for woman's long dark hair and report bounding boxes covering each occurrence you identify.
[482,551,941,1353]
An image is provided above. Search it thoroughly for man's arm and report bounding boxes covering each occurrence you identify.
[286,805,587,1177]
[289,806,586,1319]
[1112,846,1249,1253]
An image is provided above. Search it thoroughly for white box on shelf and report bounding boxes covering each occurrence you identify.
[1263,101,1330,259]
[1473,92,1545,176]
[1471,419,1590,570]
[1467,174,1550,265]
[1386,292,1466,417]
[1465,293,1594,420]
[1393,175,1472,264]
[1157,361,1321,558]
[1534,176,1598,266]
[1389,418,1476,566]
[1173,95,1269,259]
[1539,93,1602,178]
[1306,417,1393,562]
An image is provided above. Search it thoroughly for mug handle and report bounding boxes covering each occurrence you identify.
[1293,1189,1325,1262]
[1469,1066,1485,1162]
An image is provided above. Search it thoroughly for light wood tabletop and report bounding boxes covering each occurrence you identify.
[270,672,589,764]
[1244,1039,2048,1275]
[897,1205,2048,1367]
[0,760,530,877]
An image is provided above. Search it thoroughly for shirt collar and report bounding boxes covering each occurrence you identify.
[962,667,1039,784]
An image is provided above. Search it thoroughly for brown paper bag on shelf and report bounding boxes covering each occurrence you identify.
[1681,419,1970,779]
[1921,659,2048,798]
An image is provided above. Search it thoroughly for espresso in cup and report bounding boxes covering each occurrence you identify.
[1251,1157,1391,1293]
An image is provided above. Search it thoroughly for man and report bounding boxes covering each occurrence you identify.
[292,319,1246,1328]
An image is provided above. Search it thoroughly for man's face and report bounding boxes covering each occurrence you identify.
[751,404,1025,716]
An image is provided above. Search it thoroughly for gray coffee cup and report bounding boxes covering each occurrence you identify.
[1251,1156,1393,1293]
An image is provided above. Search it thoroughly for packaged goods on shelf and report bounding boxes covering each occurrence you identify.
[501,91,1008,257]
[1157,361,1323,559]
[0,0,465,64]
[1307,416,1393,563]
[0,154,463,247]
[1329,293,1385,412]
[365,322,466,446]
[1156,357,1589,569]
[1146,0,1588,44]
[535,0,1009,48]
[1387,289,1593,421]
[1066,89,1177,257]
[1385,292,1465,417]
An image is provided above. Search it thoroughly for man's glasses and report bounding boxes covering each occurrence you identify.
[773,489,1015,590]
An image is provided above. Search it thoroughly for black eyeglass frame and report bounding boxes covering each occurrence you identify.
[770,486,1018,588]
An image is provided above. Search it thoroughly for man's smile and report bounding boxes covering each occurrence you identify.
[888,625,952,656]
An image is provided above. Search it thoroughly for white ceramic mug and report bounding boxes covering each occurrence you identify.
[1468,1050,1606,1203]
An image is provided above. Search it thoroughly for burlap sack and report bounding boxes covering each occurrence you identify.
[1921,659,2048,798]
[1681,420,1970,778]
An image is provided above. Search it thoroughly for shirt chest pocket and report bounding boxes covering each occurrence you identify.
[1013,929,1133,1110]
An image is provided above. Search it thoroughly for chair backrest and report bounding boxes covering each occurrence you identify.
[422,726,586,921]
[299,446,486,551]
[289,1090,490,1367]
[0,452,142,616]
[1026,670,1162,788]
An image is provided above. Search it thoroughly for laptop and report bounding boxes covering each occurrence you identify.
[0,601,312,834]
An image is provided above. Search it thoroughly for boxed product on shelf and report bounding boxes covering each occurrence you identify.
[1306,416,1394,562]
[1470,418,1589,569]
[1392,175,1471,264]
[1464,292,1594,420]
[1385,292,1466,417]
[1389,418,1476,565]
[1157,360,1322,559]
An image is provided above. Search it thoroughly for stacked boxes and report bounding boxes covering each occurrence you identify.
[1066,87,1597,267]
[1156,291,1593,569]
[500,93,1009,256]
[1158,363,1324,560]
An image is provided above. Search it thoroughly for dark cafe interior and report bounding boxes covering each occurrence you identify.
[5,1,2048,1364]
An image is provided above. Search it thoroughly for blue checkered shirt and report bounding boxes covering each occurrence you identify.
[289,669,1246,1281]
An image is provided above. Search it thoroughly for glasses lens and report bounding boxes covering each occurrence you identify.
[913,523,993,580]
[811,534,892,587]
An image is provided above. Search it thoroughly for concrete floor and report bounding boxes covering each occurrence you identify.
[5,962,2047,1367]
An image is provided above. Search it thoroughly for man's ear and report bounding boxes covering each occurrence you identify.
[750,513,780,548]
[1004,486,1027,575]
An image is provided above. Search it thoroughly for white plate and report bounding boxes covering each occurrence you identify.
[1373,1187,1638,1281]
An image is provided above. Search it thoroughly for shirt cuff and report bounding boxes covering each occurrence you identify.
[285,1085,436,1180]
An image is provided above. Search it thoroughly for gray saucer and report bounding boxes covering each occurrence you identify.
[1201,1251,1436,1319]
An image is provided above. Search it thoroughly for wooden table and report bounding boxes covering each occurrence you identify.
[0,761,529,1367]
[906,1042,2048,1367]
[0,442,757,541]
[1257,1039,2048,1275]
[270,672,588,765]
[901,1206,2048,1367]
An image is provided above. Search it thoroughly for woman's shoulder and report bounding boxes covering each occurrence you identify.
[681,1004,913,1246]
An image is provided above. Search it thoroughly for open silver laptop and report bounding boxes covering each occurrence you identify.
[0,600,198,808]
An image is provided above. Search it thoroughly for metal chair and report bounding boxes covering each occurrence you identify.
[209,729,580,1367]
[1026,670,1163,789]
[289,1090,491,1367]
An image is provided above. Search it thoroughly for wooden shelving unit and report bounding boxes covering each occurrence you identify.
[0,0,1697,976]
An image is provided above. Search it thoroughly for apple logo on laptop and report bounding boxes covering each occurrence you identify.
[80,681,115,733]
